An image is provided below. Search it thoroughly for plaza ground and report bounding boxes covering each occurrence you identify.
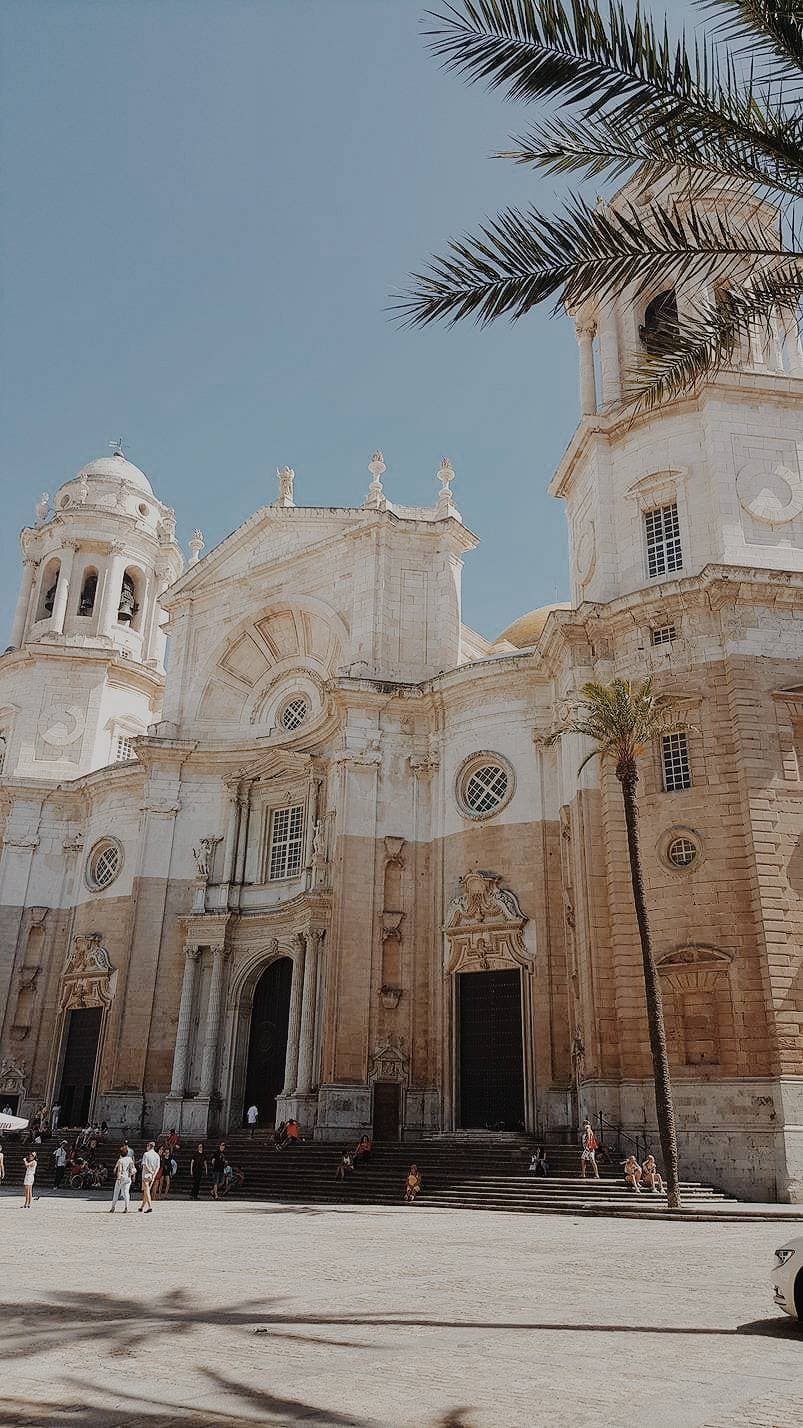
[1,1190,801,1428]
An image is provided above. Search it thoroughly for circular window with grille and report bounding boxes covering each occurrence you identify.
[457,753,514,820]
[279,695,309,732]
[86,838,122,891]
[667,836,698,868]
[659,827,702,872]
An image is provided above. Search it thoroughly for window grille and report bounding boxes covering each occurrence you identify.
[268,803,305,880]
[662,732,692,792]
[668,836,698,867]
[114,735,135,762]
[280,696,308,731]
[645,503,683,579]
[462,763,509,816]
[89,840,121,889]
[651,624,676,646]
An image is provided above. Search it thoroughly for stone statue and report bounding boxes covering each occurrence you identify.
[312,819,325,858]
[277,467,295,505]
[192,836,220,882]
[35,493,49,525]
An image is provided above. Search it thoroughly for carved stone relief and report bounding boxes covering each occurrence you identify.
[444,871,531,975]
[59,932,114,1012]
[368,1036,409,1085]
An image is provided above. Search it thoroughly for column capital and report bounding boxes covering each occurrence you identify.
[306,927,325,952]
[209,942,228,959]
[184,943,201,962]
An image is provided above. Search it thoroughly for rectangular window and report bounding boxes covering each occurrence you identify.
[651,624,676,646]
[114,735,135,762]
[644,502,682,579]
[662,731,691,792]
[268,803,305,880]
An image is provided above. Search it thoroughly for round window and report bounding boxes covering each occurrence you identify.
[280,695,309,732]
[87,839,122,890]
[457,754,514,820]
[667,836,698,868]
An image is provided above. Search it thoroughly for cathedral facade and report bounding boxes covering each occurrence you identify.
[2,226,803,1201]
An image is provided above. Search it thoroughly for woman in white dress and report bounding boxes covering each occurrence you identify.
[22,1150,37,1207]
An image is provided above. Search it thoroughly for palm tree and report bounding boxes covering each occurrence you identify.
[551,677,682,1208]
[397,1,803,411]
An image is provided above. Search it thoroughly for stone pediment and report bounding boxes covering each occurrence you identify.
[772,686,803,719]
[60,933,115,1011]
[657,943,733,993]
[229,748,317,786]
[444,872,531,975]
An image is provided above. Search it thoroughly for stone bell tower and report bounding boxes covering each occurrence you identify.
[0,448,183,780]
[552,177,803,608]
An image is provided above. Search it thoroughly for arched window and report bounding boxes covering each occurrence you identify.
[77,567,98,617]
[640,289,679,356]
[36,558,61,621]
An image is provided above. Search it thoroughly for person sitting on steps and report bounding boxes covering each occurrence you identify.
[624,1154,642,1191]
[354,1135,373,1166]
[335,1152,354,1181]
[404,1164,422,1203]
[641,1154,664,1194]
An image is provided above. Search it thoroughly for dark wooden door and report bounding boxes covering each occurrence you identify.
[372,1081,401,1140]
[459,970,525,1130]
[244,958,292,1126]
[58,1007,102,1126]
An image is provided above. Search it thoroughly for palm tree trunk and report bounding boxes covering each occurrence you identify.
[618,761,681,1209]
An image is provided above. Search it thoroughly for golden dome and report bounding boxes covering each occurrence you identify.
[497,602,571,649]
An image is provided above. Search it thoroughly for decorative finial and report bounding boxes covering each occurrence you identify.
[109,436,126,458]
[437,457,454,494]
[188,529,205,564]
[275,466,295,508]
[364,451,387,509]
[35,492,50,525]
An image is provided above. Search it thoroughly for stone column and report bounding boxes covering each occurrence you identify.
[282,935,306,1095]
[598,306,622,406]
[577,322,597,416]
[98,545,127,638]
[199,944,227,1096]
[296,928,322,1096]
[168,946,200,1097]
[50,543,77,633]
[9,559,37,648]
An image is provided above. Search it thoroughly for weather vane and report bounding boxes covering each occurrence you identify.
[109,436,127,458]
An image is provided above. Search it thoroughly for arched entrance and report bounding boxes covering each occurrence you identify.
[243,957,292,1126]
[458,970,525,1129]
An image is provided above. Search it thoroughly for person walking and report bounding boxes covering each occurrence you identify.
[580,1120,600,1180]
[190,1143,207,1200]
[246,1103,258,1138]
[210,1142,227,1200]
[22,1150,37,1207]
[138,1141,160,1213]
[109,1143,135,1213]
[53,1141,68,1189]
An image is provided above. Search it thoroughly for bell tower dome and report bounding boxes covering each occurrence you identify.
[0,448,183,780]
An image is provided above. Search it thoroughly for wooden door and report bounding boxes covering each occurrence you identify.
[372,1081,401,1141]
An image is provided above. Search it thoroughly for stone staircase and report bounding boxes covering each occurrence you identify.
[42,1131,803,1220]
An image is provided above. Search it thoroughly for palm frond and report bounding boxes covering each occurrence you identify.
[553,677,679,777]
[425,2,803,191]
[394,191,800,329]
[701,1,803,83]
[621,263,803,411]
[501,109,803,199]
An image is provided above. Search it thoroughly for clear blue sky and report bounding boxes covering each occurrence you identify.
[0,0,697,640]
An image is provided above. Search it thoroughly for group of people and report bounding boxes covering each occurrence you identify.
[189,1141,246,1199]
[334,1135,374,1180]
[579,1119,665,1195]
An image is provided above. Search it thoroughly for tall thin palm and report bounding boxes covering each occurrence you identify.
[396,1,803,411]
[552,677,681,1208]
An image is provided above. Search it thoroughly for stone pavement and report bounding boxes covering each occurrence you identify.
[1,1190,801,1427]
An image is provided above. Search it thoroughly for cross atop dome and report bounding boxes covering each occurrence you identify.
[109,436,127,458]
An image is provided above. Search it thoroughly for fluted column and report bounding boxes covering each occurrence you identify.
[296,928,322,1095]
[598,306,621,406]
[9,559,37,648]
[282,935,306,1094]
[199,944,227,1096]
[98,544,127,638]
[50,543,77,633]
[169,946,200,1096]
[577,322,597,416]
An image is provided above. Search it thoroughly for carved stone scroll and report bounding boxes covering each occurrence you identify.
[444,871,531,975]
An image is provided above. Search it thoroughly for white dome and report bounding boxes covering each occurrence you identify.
[77,453,153,495]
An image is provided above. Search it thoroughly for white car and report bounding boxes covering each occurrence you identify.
[771,1236,803,1321]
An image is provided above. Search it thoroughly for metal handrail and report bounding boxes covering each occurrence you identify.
[596,1112,647,1165]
